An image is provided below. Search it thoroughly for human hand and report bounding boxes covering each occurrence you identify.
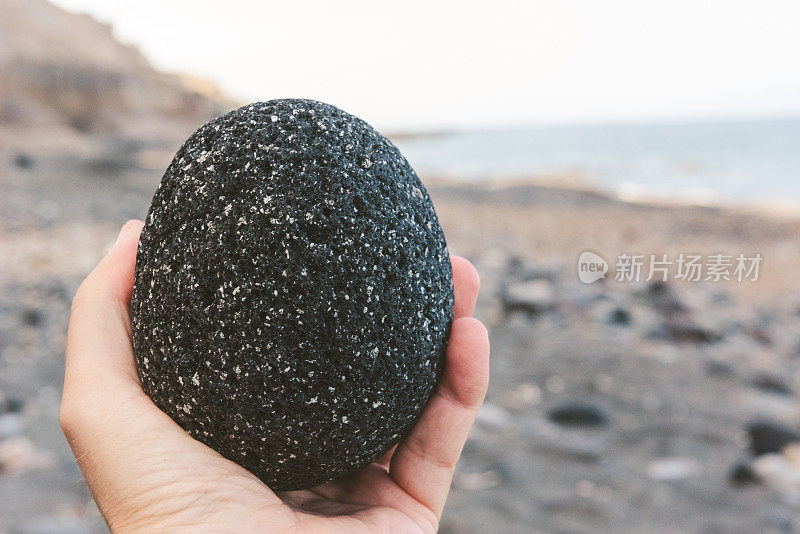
[61,220,490,533]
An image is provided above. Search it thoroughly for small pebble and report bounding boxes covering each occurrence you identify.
[748,419,800,456]
[547,402,609,428]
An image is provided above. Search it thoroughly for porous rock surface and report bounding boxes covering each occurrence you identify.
[130,99,454,490]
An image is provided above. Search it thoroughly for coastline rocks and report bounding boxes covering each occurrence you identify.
[547,402,609,428]
[0,436,55,475]
[728,461,760,487]
[748,420,800,456]
[752,446,800,504]
[131,99,454,490]
[475,402,513,431]
[12,153,34,170]
[750,374,793,396]
[646,457,701,481]
[501,279,556,317]
[638,281,685,316]
[653,313,723,344]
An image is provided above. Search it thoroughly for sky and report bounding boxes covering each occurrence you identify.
[51,0,800,131]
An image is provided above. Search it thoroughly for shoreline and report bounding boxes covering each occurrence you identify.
[421,173,800,220]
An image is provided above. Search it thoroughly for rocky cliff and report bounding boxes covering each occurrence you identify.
[0,0,234,145]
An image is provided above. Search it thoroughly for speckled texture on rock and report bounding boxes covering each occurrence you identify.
[130,99,454,490]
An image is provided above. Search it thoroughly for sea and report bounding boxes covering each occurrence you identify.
[394,117,800,204]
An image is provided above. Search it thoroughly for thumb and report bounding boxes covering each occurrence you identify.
[61,220,279,530]
[64,219,145,392]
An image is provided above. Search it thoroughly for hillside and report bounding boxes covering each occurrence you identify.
[0,0,234,150]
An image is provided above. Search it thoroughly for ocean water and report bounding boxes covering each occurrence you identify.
[394,118,800,203]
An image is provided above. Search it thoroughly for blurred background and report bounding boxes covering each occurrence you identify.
[1,0,800,532]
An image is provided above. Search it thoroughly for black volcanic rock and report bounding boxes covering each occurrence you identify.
[130,99,454,490]
[547,402,609,428]
[747,419,800,456]
[728,461,760,487]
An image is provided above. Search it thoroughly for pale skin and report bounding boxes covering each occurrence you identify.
[61,220,490,533]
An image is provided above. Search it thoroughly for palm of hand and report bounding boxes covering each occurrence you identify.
[61,221,489,533]
[95,392,436,533]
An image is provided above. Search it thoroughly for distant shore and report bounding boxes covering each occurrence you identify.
[422,173,800,219]
[423,175,800,302]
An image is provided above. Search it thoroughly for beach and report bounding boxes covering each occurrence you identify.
[3,1,800,530]
[429,179,800,532]
[3,151,800,531]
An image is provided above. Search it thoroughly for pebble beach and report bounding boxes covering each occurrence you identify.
[4,148,800,531]
[3,1,800,531]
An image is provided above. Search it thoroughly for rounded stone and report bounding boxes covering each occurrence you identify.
[130,99,454,490]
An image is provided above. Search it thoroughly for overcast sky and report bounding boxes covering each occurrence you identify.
[51,0,800,131]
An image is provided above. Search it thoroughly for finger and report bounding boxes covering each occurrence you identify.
[389,316,490,519]
[65,219,144,391]
[451,256,479,319]
[371,258,478,473]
